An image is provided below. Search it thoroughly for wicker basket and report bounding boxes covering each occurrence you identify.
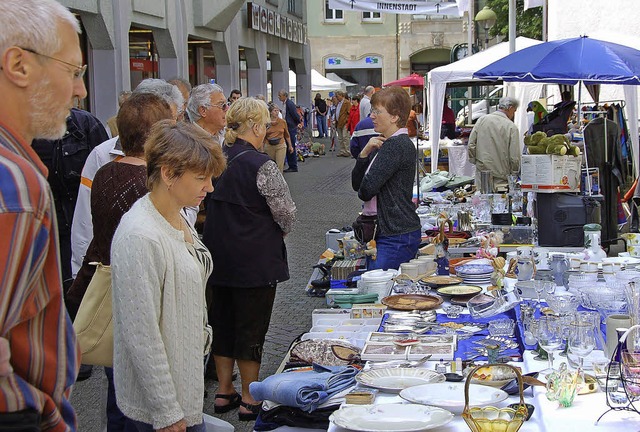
[462,364,528,432]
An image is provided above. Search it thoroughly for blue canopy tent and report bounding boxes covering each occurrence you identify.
[473,36,640,176]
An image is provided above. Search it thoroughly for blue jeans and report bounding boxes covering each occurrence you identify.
[286,127,298,170]
[316,115,327,137]
[129,419,205,432]
[367,229,421,271]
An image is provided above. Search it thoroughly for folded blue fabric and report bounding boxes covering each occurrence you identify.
[249,364,359,412]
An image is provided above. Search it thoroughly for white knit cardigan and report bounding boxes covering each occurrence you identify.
[111,194,208,429]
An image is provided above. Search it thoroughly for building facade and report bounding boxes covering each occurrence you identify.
[307,0,469,94]
[60,0,311,123]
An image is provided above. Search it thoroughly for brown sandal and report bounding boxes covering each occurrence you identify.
[238,400,261,421]
[213,392,241,414]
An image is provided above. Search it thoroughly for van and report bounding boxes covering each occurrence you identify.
[456,86,503,125]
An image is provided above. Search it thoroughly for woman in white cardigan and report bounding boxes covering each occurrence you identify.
[111,120,226,432]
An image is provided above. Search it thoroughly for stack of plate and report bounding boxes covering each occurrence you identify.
[455,263,494,284]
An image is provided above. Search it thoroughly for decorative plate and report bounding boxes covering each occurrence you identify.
[330,403,454,432]
[470,365,519,388]
[456,264,494,275]
[381,294,444,311]
[400,382,509,414]
[437,285,483,297]
[356,367,446,392]
[420,275,463,287]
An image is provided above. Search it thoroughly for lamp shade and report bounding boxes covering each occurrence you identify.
[475,6,497,28]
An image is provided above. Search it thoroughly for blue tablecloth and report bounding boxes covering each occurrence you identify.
[379,307,525,362]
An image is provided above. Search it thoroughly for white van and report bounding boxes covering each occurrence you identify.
[456,86,503,125]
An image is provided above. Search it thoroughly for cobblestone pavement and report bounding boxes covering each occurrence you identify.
[70,137,361,431]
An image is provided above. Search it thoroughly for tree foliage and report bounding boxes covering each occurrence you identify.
[487,0,543,41]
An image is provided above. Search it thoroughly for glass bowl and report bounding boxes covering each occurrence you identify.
[545,293,579,316]
[488,318,515,337]
[443,305,463,319]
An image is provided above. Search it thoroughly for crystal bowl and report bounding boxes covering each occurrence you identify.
[545,293,579,316]
[488,318,516,337]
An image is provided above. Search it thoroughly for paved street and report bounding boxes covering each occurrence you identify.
[70,136,362,431]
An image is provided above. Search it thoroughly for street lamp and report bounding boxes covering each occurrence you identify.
[475,6,497,50]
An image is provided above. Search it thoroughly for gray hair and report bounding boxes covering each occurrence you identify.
[364,85,375,96]
[0,0,80,58]
[278,89,289,97]
[498,96,520,110]
[133,78,184,114]
[186,83,225,123]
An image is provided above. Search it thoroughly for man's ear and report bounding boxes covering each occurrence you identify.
[1,47,34,88]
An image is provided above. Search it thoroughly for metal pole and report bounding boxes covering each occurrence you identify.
[509,0,516,53]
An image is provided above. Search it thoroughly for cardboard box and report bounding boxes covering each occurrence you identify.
[521,155,581,193]
[350,303,387,319]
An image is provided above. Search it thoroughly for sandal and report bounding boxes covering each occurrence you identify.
[238,400,262,421]
[213,392,241,414]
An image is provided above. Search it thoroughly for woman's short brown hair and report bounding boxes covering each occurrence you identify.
[145,120,227,190]
[117,93,173,156]
[371,87,411,127]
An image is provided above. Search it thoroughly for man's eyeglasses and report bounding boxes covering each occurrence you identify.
[209,101,230,111]
[20,47,87,80]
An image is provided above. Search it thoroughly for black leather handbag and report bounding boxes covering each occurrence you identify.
[352,214,378,244]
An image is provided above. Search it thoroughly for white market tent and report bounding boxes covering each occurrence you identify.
[427,37,544,171]
[326,72,358,90]
[288,69,343,93]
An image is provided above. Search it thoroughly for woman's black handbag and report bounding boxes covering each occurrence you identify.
[267,137,281,145]
[352,214,378,244]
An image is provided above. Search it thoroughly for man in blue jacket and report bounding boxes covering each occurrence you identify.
[350,115,378,159]
[278,89,301,172]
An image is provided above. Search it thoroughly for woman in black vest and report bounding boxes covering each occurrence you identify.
[202,97,296,421]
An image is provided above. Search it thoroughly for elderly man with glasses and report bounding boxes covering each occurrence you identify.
[0,1,87,430]
[187,83,228,146]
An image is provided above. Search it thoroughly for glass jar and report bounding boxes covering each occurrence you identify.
[549,254,569,286]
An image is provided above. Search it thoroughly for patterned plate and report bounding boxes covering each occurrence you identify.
[420,275,463,287]
[356,367,446,392]
[381,294,444,311]
[456,264,494,275]
[436,284,483,297]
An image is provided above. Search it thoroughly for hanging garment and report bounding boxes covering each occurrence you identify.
[584,117,624,244]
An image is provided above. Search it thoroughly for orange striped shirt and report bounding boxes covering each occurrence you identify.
[0,121,80,431]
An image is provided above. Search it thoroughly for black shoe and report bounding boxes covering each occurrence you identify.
[283,168,298,173]
[76,364,93,382]
[238,401,261,421]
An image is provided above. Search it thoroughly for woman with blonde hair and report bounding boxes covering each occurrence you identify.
[263,102,293,172]
[111,120,226,431]
[202,97,296,421]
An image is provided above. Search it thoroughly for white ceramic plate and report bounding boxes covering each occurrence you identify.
[330,403,454,432]
[400,382,509,414]
[356,368,446,392]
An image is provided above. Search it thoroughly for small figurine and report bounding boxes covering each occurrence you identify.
[476,230,504,259]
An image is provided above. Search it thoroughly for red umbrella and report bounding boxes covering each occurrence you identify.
[384,73,424,87]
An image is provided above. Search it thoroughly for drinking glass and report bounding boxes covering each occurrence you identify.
[536,316,563,374]
[534,280,545,308]
[568,321,596,369]
[544,281,556,297]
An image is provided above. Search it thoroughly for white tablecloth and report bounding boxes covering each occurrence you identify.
[444,144,476,178]
[262,351,640,432]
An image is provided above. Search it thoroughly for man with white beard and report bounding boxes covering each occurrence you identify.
[0,0,86,429]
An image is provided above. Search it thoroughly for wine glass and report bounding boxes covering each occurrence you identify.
[543,281,556,297]
[533,280,545,308]
[536,316,563,374]
[568,321,596,370]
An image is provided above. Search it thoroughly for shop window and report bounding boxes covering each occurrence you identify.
[187,38,215,86]
[362,11,382,22]
[288,0,302,18]
[128,26,158,90]
[325,0,343,22]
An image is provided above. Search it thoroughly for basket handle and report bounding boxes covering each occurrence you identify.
[620,324,640,344]
[464,363,525,411]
